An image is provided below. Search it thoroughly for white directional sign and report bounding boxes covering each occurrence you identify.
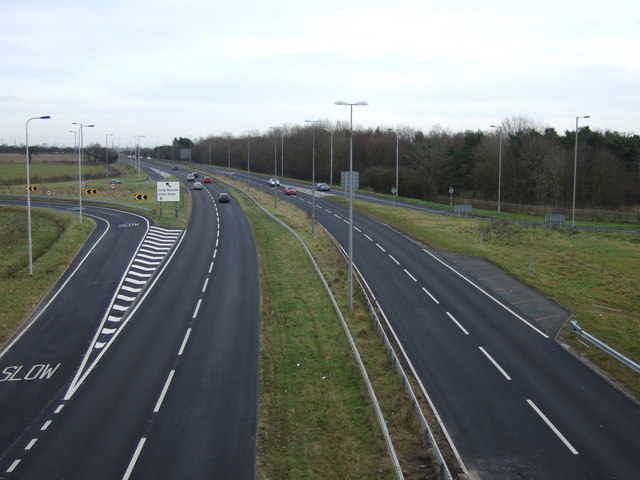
[156,181,180,202]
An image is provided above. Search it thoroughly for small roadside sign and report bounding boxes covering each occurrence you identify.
[133,194,148,200]
[157,181,180,202]
[84,189,97,195]
[25,185,38,191]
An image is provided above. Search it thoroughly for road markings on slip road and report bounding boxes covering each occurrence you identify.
[479,347,511,380]
[527,399,579,455]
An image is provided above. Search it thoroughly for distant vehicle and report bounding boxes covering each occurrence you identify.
[218,192,230,203]
[284,186,296,195]
[186,173,196,182]
[203,176,212,183]
[268,178,280,187]
[146,156,152,160]
[192,172,199,178]
[193,181,203,190]
[109,179,123,184]
[172,165,178,170]
[316,182,330,191]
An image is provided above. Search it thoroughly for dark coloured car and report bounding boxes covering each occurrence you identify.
[316,182,330,191]
[172,165,178,170]
[218,192,230,203]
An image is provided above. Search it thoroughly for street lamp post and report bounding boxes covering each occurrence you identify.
[105,133,113,182]
[135,135,145,179]
[305,120,322,233]
[490,125,503,214]
[335,100,368,310]
[25,115,51,276]
[73,122,95,223]
[388,128,399,206]
[222,132,232,172]
[572,115,590,227]
[244,130,252,190]
[269,127,279,210]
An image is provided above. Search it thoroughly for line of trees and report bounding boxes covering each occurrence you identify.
[173,117,639,210]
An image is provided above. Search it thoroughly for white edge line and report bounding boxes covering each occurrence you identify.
[153,370,175,412]
[479,346,511,380]
[122,437,147,480]
[446,312,469,335]
[527,399,579,455]
[421,248,549,338]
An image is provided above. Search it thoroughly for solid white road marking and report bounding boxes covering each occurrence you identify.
[479,347,511,380]
[527,399,579,455]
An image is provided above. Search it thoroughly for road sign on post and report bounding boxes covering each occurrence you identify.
[156,181,180,202]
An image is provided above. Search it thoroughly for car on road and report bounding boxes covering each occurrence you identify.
[316,182,330,191]
[193,181,203,190]
[284,186,296,195]
[192,172,199,178]
[172,165,178,170]
[218,192,230,203]
[109,179,123,184]
[203,176,212,183]
[268,178,280,187]
[187,173,196,182]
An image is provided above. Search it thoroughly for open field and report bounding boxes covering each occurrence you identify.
[0,161,191,229]
[0,153,77,163]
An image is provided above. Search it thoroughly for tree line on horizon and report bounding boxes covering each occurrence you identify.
[170,116,640,210]
[4,116,639,210]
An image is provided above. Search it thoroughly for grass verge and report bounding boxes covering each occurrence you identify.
[221,180,443,480]
[0,205,95,346]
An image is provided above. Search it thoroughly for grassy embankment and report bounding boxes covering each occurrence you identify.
[334,196,640,400]
[220,178,445,480]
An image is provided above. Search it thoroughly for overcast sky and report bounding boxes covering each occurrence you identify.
[2,0,639,148]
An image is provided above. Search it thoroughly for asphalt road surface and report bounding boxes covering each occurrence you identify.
[235,171,640,480]
[0,169,259,479]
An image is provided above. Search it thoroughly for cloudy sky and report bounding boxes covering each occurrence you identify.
[2,0,639,148]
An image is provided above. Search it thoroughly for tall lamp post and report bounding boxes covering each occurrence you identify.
[73,122,94,223]
[25,115,51,276]
[490,125,503,214]
[335,100,368,310]
[222,132,232,172]
[244,130,253,190]
[269,127,280,210]
[572,115,590,227]
[105,133,113,182]
[135,135,145,179]
[305,120,322,233]
[388,128,399,206]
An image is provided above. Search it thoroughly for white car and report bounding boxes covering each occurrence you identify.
[268,178,280,187]
[193,181,203,190]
